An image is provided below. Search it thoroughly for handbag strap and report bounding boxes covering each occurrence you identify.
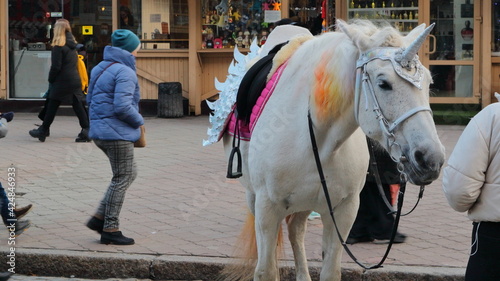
[89,62,117,92]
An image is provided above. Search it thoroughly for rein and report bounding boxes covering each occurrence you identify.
[307,46,432,269]
[308,111,405,269]
[368,139,425,216]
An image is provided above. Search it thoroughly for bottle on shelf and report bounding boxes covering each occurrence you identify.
[461,20,473,41]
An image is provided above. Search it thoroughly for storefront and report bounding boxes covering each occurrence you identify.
[0,0,498,114]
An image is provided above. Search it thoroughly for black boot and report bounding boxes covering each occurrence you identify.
[29,126,49,142]
[34,124,50,136]
[86,216,104,234]
[0,271,12,281]
[100,231,135,245]
[75,128,91,142]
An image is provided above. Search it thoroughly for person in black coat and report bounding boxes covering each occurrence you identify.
[347,137,407,244]
[29,19,90,142]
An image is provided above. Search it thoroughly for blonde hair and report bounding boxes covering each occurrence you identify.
[51,19,74,47]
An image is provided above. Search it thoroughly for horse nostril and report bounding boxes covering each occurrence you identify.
[414,149,426,168]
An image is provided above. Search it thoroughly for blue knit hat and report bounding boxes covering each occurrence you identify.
[111,29,141,53]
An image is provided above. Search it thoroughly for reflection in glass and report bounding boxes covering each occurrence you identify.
[430,65,473,97]
[124,0,189,50]
[430,0,474,61]
[492,1,500,54]
[8,0,112,98]
[346,0,419,33]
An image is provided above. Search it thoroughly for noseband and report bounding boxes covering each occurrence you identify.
[353,47,432,172]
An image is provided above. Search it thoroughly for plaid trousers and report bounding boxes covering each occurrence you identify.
[94,140,137,230]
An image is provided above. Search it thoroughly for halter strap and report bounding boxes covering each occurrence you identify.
[388,106,432,132]
[354,52,432,160]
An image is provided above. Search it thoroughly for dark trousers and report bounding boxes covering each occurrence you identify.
[349,181,395,240]
[41,95,89,130]
[0,182,14,225]
[465,222,500,280]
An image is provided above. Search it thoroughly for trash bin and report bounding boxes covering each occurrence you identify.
[157,82,183,118]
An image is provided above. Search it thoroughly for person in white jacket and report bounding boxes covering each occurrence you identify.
[442,102,500,281]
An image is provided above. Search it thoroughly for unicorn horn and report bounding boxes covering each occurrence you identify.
[402,23,435,61]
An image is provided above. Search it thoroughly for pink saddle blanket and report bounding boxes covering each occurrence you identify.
[220,62,287,142]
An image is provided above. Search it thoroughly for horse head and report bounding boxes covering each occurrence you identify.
[337,20,445,185]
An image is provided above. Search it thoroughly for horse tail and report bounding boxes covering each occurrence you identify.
[220,210,285,281]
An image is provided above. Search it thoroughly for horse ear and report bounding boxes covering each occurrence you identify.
[403,23,426,45]
[336,19,372,52]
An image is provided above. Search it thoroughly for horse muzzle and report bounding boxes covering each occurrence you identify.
[403,143,445,185]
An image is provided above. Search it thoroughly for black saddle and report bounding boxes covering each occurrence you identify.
[227,42,287,179]
[235,42,287,124]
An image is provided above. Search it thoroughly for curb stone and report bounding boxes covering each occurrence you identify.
[1,249,464,280]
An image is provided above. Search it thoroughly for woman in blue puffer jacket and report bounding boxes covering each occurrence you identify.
[85,29,143,246]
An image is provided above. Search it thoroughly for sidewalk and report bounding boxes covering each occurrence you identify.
[0,113,469,280]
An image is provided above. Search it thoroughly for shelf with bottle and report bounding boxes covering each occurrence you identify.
[348,0,418,9]
[349,9,418,21]
[348,7,418,12]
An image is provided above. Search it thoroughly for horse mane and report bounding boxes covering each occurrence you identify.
[310,20,406,121]
[345,19,406,50]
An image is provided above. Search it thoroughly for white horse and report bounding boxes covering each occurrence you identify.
[218,20,445,281]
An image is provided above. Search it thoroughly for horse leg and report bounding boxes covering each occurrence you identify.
[246,191,256,214]
[320,197,359,281]
[254,197,282,281]
[286,211,312,281]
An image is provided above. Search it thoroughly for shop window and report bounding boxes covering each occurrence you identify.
[8,0,105,99]
[7,0,118,99]
[347,0,419,33]
[73,1,113,70]
[290,0,329,35]
[120,0,189,50]
[493,1,500,54]
[201,0,283,49]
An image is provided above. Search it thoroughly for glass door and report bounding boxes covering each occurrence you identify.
[421,0,480,104]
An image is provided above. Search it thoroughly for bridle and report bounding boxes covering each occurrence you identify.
[308,36,435,269]
[353,47,433,169]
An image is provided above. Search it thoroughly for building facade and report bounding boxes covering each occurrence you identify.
[0,0,498,114]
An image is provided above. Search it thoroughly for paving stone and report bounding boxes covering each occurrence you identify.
[0,115,469,280]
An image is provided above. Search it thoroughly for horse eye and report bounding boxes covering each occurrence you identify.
[378,80,392,91]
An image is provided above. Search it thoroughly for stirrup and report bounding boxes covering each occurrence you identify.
[226,146,242,178]
[227,117,243,179]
